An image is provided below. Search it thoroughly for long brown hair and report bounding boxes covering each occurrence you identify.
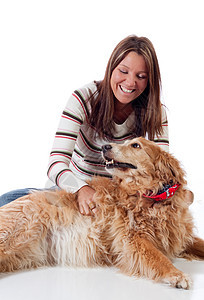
[89,35,163,140]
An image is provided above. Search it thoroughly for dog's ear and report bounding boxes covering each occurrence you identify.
[154,151,186,185]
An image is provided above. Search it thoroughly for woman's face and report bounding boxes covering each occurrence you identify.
[110,51,148,105]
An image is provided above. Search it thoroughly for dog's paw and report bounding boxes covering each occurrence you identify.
[163,272,192,289]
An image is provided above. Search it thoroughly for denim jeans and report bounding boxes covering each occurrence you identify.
[0,186,59,207]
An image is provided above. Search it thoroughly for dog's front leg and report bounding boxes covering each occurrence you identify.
[117,237,192,289]
[180,237,204,260]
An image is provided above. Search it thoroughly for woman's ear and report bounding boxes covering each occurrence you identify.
[155,151,186,185]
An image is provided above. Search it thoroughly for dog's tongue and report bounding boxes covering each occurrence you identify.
[106,160,137,169]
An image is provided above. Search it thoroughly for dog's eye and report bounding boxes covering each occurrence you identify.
[131,143,140,149]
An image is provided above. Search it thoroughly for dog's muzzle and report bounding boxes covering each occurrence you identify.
[102,144,137,170]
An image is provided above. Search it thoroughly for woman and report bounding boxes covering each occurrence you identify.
[0,35,169,212]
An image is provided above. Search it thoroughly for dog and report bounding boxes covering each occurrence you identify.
[0,137,203,289]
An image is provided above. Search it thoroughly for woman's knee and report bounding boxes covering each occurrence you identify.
[0,188,34,207]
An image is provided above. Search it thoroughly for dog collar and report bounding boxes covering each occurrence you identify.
[143,183,181,202]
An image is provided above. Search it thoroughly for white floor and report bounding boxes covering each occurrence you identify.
[0,201,204,300]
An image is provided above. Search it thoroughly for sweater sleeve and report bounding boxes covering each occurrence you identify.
[47,89,90,193]
[153,105,169,152]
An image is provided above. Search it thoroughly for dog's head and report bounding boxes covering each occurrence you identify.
[102,137,186,189]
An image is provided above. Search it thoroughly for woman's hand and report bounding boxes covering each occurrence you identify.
[77,185,97,216]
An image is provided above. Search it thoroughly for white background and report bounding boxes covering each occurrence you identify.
[0,0,203,198]
[0,1,204,299]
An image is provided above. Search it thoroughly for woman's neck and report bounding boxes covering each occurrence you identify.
[113,100,133,124]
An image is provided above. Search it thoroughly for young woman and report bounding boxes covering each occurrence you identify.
[0,35,169,213]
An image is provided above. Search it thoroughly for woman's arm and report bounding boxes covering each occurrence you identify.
[47,90,88,193]
[47,84,97,215]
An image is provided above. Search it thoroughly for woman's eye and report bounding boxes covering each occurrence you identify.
[137,74,147,80]
[119,69,128,74]
[132,143,140,148]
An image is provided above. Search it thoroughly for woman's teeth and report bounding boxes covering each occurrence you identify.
[120,85,135,93]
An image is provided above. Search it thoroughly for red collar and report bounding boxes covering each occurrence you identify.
[143,183,181,202]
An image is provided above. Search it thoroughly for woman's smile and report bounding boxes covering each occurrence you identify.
[119,85,136,93]
[110,51,148,105]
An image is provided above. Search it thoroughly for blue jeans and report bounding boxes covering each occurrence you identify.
[0,186,59,207]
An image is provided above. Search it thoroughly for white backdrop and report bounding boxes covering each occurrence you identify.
[0,0,203,204]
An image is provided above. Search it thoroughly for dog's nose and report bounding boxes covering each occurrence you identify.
[102,144,112,152]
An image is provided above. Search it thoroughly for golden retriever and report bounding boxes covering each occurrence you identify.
[0,137,203,289]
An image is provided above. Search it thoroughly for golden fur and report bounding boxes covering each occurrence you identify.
[0,137,203,289]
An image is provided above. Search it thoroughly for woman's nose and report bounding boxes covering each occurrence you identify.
[125,74,137,87]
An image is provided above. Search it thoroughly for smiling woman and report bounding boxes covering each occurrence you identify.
[0,35,169,216]
[110,52,148,104]
[89,36,163,140]
[111,51,148,124]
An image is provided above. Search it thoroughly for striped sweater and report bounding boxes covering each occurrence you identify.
[46,81,169,193]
